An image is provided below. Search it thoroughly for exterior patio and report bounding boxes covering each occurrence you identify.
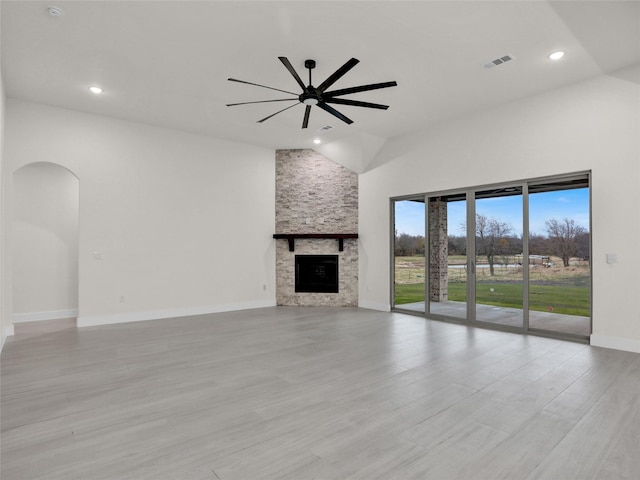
[397,300,591,338]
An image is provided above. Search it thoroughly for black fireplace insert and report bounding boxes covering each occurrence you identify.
[295,255,339,293]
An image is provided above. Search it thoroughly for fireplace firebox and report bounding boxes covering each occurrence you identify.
[295,255,339,293]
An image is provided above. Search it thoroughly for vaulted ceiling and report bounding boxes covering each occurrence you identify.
[2,1,639,166]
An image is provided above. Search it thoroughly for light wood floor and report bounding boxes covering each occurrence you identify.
[2,307,639,480]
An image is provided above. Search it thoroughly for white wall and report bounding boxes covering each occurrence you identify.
[0,11,11,348]
[4,99,276,327]
[359,67,640,352]
[12,162,79,321]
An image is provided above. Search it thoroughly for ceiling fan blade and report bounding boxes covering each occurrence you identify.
[323,81,398,98]
[226,98,299,107]
[316,57,360,93]
[324,98,389,110]
[228,78,299,96]
[302,105,311,129]
[278,57,306,91]
[257,103,300,123]
[317,102,353,125]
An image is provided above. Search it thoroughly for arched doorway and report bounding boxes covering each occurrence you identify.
[12,162,79,331]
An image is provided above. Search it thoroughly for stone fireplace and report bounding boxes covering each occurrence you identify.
[275,149,358,307]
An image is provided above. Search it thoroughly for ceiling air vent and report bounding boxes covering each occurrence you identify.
[317,125,333,132]
[483,54,515,69]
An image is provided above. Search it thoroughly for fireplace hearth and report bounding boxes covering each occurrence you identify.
[295,255,339,293]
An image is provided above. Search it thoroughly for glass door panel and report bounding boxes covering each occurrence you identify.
[427,194,467,319]
[528,184,591,336]
[393,199,426,313]
[475,187,524,328]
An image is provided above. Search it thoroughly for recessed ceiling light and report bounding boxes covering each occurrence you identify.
[549,51,565,61]
[88,86,103,94]
[313,138,321,145]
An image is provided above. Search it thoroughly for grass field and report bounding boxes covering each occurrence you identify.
[395,282,590,316]
[394,255,590,316]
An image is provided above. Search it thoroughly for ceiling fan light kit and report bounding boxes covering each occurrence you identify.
[227,57,397,129]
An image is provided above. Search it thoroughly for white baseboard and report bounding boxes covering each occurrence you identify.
[77,300,277,328]
[12,309,79,323]
[358,299,391,312]
[590,334,640,354]
[2,324,15,351]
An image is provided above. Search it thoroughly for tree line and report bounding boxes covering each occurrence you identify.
[395,216,589,275]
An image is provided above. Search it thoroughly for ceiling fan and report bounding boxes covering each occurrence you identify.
[226,57,397,128]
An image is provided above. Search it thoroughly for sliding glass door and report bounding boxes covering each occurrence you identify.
[474,187,524,328]
[527,179,591,337]
[391,173,591,341]
[393,198,426,313]
[427,194,467,320]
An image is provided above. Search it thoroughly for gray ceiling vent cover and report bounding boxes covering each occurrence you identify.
[484,54,515,69]
[317,125,333,132]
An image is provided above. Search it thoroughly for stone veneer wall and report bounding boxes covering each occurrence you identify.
[429,199,448,302]
[275,149,358,306]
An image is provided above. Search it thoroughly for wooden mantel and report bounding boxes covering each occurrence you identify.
[273,233,358,252]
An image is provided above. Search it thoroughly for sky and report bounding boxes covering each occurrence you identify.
[395,188,589,237]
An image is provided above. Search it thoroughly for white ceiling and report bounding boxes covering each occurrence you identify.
[2,1,639,159]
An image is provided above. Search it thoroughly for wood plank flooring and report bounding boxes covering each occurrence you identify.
[1,307,639,479]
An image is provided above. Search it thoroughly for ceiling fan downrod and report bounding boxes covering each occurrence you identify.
[300,60,319,105]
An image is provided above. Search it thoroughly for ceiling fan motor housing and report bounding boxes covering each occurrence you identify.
[300,86,320,105]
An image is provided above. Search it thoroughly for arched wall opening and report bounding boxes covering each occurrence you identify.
[12,162,80,323]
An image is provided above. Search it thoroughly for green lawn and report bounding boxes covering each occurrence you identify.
[394,283,427,305]
[395,282,590,316]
